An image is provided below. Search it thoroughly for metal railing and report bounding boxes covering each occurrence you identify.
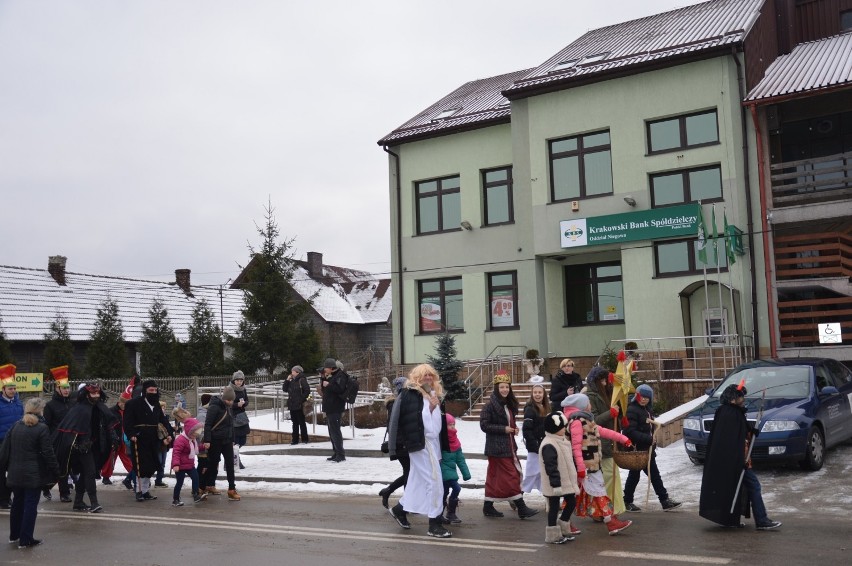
[461,345,531,414]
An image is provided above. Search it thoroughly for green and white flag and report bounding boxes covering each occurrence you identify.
[697,204,709,265]
[710,205,718,266]
[724,211,736,266]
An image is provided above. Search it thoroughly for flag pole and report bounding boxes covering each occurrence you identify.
[713,204,727,374]
[697,201,714,383]
[724,208,739,364]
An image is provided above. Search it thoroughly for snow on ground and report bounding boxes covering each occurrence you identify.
[119,409,852,517]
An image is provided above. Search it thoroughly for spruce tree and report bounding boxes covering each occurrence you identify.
[229,202,320,376]
[42,314,78,377]
[85,298,132,381]
[139,298,180,377]
[427,333,466,400]
[184,299,224,376]
[0,316,14,365]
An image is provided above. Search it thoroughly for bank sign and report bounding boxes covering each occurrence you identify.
[560,203,700,248]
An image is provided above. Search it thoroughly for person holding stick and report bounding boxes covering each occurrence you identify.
[699,382,781,530]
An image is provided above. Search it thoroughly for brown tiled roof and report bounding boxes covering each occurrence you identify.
[377,69,531,146]
[745,33,852,103]
[503,0,763,99]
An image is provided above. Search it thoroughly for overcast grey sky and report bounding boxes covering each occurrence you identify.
[0,0,702,286]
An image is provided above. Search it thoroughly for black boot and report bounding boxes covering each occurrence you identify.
[514,497,539,519]
[447,496,461,523]
[379,487,391,509]
[389,503,411,529]
[483,501,504,517]
[427,517,452,538]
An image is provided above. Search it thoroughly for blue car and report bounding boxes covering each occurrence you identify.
[683,358,852,471]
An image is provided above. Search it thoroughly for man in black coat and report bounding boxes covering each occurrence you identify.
[123,379,173,502]
[283,365,311,445]
[699,383,781,530]
[319,358,348,462]
[43,366,75,502]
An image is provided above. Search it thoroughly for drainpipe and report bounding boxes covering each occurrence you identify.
[749,103,778,358]
[383,146,404,365]
[731,50,762,357]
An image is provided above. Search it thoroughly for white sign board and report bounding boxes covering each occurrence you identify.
[818,322,842,344]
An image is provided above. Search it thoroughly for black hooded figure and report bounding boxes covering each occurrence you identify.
[52,384,118,512]
[123,379,173,501]
[699,383,754,527]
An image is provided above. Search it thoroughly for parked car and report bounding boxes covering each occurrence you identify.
[683,358,852,471]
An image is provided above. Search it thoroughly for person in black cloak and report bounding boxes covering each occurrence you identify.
[699,382,782,531]
[123,379,173,502]
[51,383,118,513]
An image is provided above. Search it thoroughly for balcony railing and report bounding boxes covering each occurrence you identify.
[770,150,852,207]
[774,230,852,281]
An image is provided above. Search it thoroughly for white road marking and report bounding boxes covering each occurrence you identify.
[38,510,540,552]
[600,550,731,564]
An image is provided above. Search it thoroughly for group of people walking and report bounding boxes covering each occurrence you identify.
[0,364,250,549]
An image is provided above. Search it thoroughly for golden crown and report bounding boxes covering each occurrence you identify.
[493,372,511,385]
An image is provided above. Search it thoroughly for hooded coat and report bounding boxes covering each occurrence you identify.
[44,390,75,433]
[0,414,60,489]
[123,391,173,477]
[699,402,752,526]
[283,370,311,411]
[52,388,118,475]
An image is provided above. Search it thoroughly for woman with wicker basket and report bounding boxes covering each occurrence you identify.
[561,393,633,535]
[622,384,682,512]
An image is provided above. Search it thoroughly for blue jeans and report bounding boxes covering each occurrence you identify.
[327,412,344,459]
[744,468,768,523]
[10,488,41,544]
[173,469,199,501]
[443,479,461,501]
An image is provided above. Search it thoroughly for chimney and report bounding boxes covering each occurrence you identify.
[307,252,323,278]
[175,269,192,296]
[48,255,67,286]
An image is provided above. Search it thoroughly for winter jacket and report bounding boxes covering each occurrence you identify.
[0,415,60,489]
[384,398,408,461]
[171,418,201,471]
[480,392,518,458]
[320,368,348,414]
[283,372,311,410]
[562,405,628,476]
[585,387,616,458]
[539,432,579,497]
[44,390,75,433]
[388,385,449,458]
[0,392,24,441]
[440,448,471,482]
[549,370,583,407]
[624,398,656,451]
[231,379,250,435]
[203,396,234,445]
[522,403,546,454]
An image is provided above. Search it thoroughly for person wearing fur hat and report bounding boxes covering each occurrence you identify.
[283,365,311,445]
[230,371,250,470]
[584,366,626,516]
[699,383,781,530]
[123,379,174,503]
[539,411,579,544]
[521,383,550,494]
[51,382,119,513]
[439,414,471,524]
[170,417,207,506]
[622,384,682,512]
[42,365,75,501]
[0,397,61,548]
[561,393,633,535]
[100,392,135,489]
[480,371,539,520]
[387,364,452,538]
[202,385,240,501]
[0,364,24,510]
[378,377,410,510]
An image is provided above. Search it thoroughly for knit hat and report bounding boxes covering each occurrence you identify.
[445,413,456,426]
[322,358,337,369]
[561,393,590,410]
[586,366,609,388]
[635,384,653,402]
[50,365,70,387]
[0,364,15,388]
[544,411,568,434]
[291,365,304,374]
[232,370,245,381]
[221,386,236,402]
[142,379,158,390]
[183,417,202,436]
[393,376,407,395]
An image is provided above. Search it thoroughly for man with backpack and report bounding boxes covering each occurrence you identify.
[319,358,349,463]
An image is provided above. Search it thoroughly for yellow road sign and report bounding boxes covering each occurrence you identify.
[14,373,45,392]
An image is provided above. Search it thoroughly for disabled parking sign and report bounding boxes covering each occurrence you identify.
[818,323,842,344]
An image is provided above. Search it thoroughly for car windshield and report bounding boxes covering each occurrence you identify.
[712,366,811,399]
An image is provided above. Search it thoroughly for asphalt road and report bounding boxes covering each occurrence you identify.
[1,487,847,566]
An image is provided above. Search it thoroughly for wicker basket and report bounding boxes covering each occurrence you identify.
[612,444,650,471]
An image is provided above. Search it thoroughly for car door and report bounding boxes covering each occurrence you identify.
[825,360,852,442]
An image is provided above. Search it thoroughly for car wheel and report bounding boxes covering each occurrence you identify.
[688,456,704,465]
[799,426,825,471]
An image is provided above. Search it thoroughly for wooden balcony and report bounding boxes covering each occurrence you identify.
[770,151,852,208]
[774,230,852,281]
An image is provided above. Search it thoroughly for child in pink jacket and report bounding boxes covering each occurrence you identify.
[170,417,207,506]
[561,394,633,535]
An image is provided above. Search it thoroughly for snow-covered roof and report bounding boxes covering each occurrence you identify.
[289,260,391,325]
[0,264,244,342]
